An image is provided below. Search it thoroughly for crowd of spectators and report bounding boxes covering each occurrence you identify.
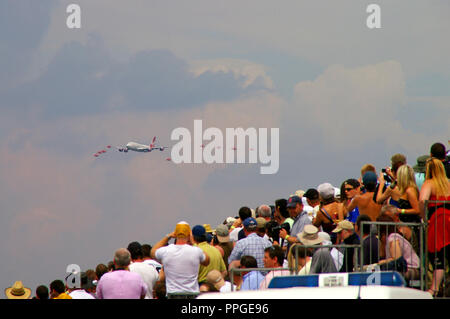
[5,142,450,299]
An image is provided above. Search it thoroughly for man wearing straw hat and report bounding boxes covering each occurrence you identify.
[298,225,337,274]
[5,281,32,299]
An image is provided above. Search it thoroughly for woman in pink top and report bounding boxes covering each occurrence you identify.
[376,215,420,281]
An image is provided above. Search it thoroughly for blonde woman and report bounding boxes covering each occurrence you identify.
[420,158,450,296]
[396,165,421,222]
[378,165,421,223]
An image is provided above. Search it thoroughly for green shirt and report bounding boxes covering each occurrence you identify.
[196,242,226,283]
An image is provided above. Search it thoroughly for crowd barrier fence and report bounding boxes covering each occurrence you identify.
[227,206,449,298]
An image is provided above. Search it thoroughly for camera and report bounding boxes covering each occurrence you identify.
[381,167,392,183]
[266,221,290,243]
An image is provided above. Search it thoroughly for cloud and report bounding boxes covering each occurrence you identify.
[118,50,258,111]
[398,96,450,137]
[189,58,274,90]
[0,143,104,249]
[1,0,449,297]
[0,0,56,88]
[3,42,272,119]
[38,1,450,79]
[291,60,447,153]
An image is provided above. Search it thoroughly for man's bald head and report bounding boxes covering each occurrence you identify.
[114,248,131,268]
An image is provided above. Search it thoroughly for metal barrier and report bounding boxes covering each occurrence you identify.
[360,221,426,290]
[290,244,362,274]
[228,244,361,291]
[268,272,407,289]
[226,205,450,297]
[424,199,450,298]
[229,267,292,291]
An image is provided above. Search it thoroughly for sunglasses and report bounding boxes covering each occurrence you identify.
[344,188,354,192]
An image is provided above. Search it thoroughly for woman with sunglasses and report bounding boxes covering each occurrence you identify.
[340,179,361,224]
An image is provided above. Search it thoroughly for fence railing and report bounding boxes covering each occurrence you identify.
[222,202,449,297]
[229,267,292,292]
[360,221,426,290]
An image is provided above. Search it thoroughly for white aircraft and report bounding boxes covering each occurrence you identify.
[93,137,167,158]
[117,136,167,153]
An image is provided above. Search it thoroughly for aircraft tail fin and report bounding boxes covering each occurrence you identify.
[150,136,156,148]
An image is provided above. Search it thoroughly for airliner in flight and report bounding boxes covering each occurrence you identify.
[94,137,167,157]
[117,136,167,153]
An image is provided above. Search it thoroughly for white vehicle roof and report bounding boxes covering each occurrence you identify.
[197,286,432,299]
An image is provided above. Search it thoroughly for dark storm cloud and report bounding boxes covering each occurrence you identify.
[2,42,268,119]
[117,49,256,110]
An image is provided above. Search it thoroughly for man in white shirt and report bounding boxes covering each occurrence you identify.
[69,272,95,299]
[127,241,159,299]
[141,244,163,273]
[151,221,210,298]
[303,188,320,221]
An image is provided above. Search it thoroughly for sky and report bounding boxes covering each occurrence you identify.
[1,0,449,295]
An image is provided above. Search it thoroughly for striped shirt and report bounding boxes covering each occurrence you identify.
[240,271,265,291]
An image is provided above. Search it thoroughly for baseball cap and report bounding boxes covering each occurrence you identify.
[215,224,230,243]
[362,171,378,185]
[203,224,214,233]
[317,183,335,200]
[287,195,302,208]
[192,225,206,237]
[332,220,354,233]
[243,217,257,229]
[255,217,267,229]
[303,188,319,200]
[174,221,191,238]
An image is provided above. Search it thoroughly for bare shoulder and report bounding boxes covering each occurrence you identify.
[419,180,434,200]
[406,186,418,196]
[356,193,371,203]
[352,194,362,203]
